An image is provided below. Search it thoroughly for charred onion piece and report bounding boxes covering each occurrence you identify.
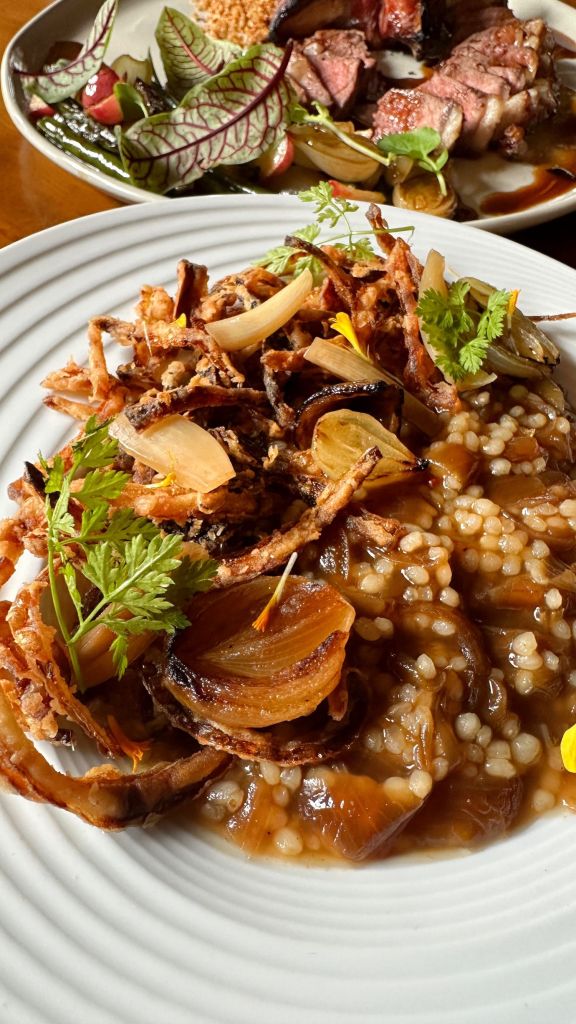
[216,447,381,586]
[145,669,369,766]
[311,409,427,483]
[164,577,355,728]
[125,383,270,430]
[294,381,402,449]
[0,686,229,829]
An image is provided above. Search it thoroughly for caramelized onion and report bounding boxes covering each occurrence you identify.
[294,381,401,450]
[205,269,313,351]
[109,413,235,493]
[298,769,424,861]
[311,409,426,484]
[145,669,369,766]
[164,577,355,729]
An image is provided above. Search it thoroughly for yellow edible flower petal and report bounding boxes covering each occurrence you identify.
[507,289,520,330]
[252,552,298,632]
[169,313,187,328]
[561,722,576,772]
[145,472,176,490]
[329,312,365,358]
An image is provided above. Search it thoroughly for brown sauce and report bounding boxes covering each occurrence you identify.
[192,382,576,865]
[481,87,576,216]
[481,164,576,216]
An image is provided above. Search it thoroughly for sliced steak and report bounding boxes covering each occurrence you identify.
[420,75,504,151]
[287,29,376,114]
[440,57,511,98]
[305,29,376,111]
[287,47,333,107]
[372,88,463,149]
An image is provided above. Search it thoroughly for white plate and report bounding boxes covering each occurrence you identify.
[3,0,576,233]
[2,195,576,1024]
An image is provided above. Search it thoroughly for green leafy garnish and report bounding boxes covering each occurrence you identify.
[416,280,510,379]
[155,7,240,100]
[118,44,291,194]
[377,128,449,196]
[256,224,325,284]
[18,0,118,104]
[41,416,217,688]
[257,183,414,282]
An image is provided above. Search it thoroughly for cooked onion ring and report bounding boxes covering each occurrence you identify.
[164,577,355,728]
[0,684,229,828]
[145,668,369,766]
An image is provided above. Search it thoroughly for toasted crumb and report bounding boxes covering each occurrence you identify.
[192,0,278,45]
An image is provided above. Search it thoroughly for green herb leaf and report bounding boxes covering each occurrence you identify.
[74,468,130,509]
[18,0,118,103]
[299,180,358,228]
[377,128,449,196]
[118,44,291,194]
[256,223,323,282]
[416,281,510,380]
[40,421,218,688]
[155,7,240,99]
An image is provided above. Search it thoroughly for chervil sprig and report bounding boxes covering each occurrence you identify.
[40,416,217,688]
[257,183,413,281]
[416,280,510,380]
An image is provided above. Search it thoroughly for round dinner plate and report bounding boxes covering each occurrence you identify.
[3,0,576,234]
[1,195,576,1024]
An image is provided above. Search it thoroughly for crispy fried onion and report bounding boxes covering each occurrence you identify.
[0,579,124,755]
[0,684,229,828]
[216,447,382,585]
[145,668,368,767]
[163,577,355,728]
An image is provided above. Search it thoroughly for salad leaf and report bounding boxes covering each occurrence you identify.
[155,7,240,99]
[118,44,291,194]
[18,0,118,104]
[376,127,449,195]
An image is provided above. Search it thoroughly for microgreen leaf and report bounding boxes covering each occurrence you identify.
[155,7,240,99]
[17,0,118,103]
[377,128,449,195]
[118,44,291,194]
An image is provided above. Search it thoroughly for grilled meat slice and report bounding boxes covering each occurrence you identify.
[373,15,558,156]
[372,88,464,149]
[287,29,376,114]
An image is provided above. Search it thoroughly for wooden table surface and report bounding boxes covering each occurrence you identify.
[1,0,576,265]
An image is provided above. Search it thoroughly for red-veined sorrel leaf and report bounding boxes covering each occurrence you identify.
[17,0,118,104]
[118,44,291,194]
[155,7,240,99]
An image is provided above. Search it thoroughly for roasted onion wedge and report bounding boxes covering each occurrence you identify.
[163,577,355,729]
[145,669,369,766]
[0,685,229,828]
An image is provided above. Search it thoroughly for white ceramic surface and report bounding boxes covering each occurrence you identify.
[3,0,576,232]
[1,195,576,1024]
